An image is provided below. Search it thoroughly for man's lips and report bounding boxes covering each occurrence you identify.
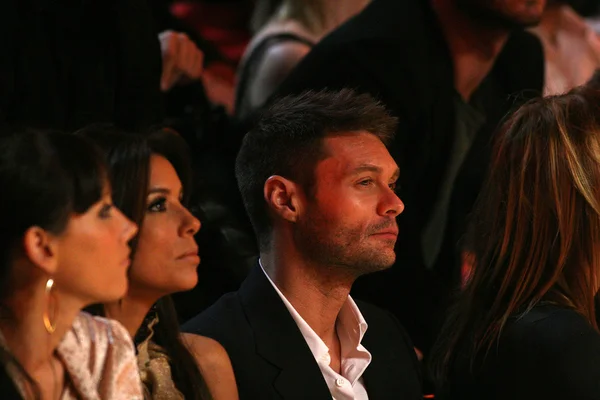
[371,229,399,239]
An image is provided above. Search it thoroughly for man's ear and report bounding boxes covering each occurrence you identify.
[264,175,304,223]
[22,226,59,276]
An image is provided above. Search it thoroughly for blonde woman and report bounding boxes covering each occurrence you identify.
[234,0,370,119]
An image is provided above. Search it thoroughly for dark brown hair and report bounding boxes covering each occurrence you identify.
[236,88,397,249]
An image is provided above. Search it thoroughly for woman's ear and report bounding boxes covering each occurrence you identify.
[264,175,304,223]
[22,226,59,276]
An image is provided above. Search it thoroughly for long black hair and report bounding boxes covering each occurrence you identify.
[0,128,108,399]
[78,125,210,400]
[147,129,211,400]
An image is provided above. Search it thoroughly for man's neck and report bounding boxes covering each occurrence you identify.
[432,0,510,101]
[260,251,353,350]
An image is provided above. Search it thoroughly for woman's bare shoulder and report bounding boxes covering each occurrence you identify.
[181,333,239,400]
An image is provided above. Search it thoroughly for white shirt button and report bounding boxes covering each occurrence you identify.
[321,353,331,365]
[335,378,346,387]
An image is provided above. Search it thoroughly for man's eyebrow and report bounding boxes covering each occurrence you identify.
[350,164,400,180]
[350,164,383,174]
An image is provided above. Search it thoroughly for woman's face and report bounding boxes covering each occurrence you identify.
[53,187,138,305]
[129,155,201,297]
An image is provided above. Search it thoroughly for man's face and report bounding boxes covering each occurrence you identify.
[295,132,404,277]
[457,0,547,29]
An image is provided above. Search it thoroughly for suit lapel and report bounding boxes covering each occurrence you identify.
[360,309,423,400]
[239,266,332,400]
[361,329,400,399]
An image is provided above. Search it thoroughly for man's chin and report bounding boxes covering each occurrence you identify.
[357,254,396,275]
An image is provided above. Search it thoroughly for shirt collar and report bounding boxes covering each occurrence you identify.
[258,259,369,360]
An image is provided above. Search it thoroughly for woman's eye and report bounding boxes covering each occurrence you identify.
[99,204,113,219]
[148,198,167,212]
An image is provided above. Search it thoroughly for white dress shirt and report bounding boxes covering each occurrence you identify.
[260,261,372,400]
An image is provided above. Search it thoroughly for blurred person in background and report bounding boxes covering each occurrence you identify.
[530,0,600,95]
[234,0,370,120]
[0,0,208,132]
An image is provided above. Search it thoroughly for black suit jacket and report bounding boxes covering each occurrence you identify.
[182,266,422,400]
[272,0,545,353]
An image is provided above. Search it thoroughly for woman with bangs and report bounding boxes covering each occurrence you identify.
[80,126,238,400]
[0,129,139,399]
[431,85,600,400]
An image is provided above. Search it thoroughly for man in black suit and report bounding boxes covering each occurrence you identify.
[183,89,422,399]
[273,0,546,355]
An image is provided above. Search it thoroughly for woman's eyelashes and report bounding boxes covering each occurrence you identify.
[98,203,113,219]
[148,197,167,212]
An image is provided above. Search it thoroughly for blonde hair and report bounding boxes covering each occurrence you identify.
[251,0,327,35]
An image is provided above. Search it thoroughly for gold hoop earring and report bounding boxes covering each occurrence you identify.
[43,278,57,334]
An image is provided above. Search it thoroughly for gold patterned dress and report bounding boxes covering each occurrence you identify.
[136,316,185,400]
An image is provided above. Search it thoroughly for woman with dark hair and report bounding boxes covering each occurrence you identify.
[0,129,140,399]
[80,126,238,400]
[430,86,600,399]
